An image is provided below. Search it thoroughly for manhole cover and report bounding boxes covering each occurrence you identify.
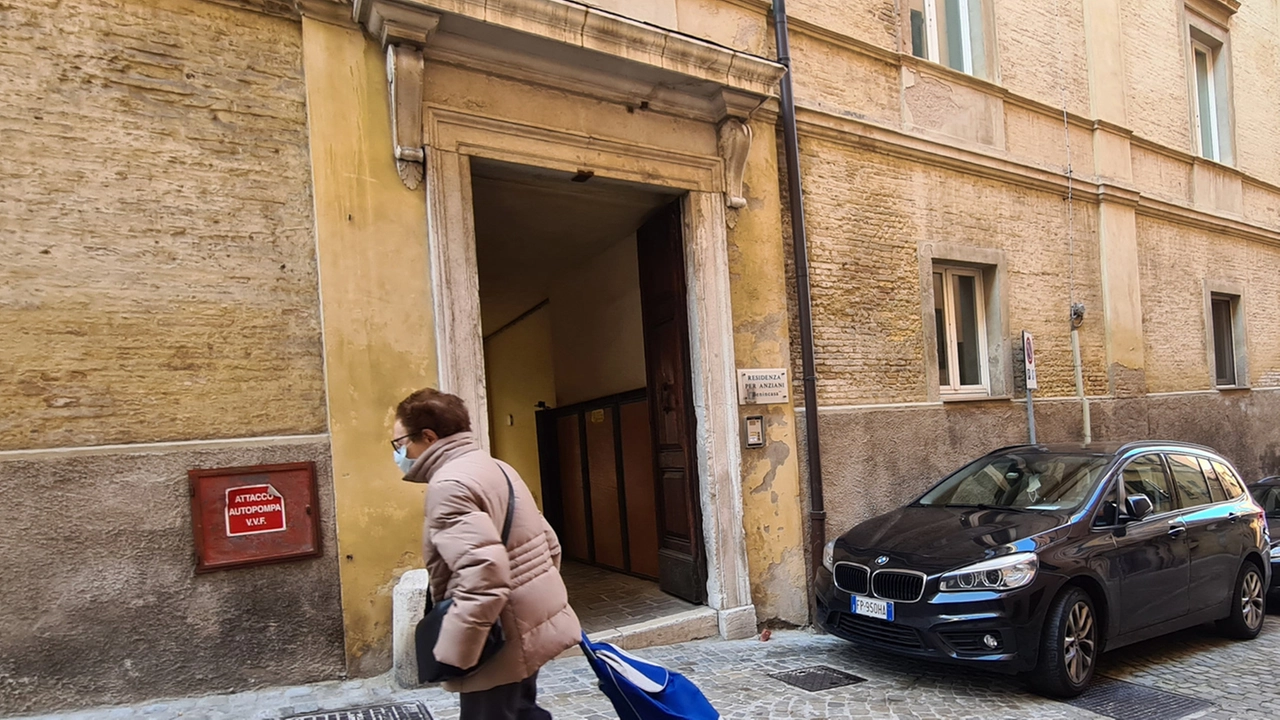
[1064,677,1212,720]
[282,701,433,720]
[769,665,867,692]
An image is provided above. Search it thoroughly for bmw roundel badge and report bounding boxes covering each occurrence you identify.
[875,555,889,566]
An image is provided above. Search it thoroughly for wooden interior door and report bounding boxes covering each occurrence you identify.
[636,200,707,604]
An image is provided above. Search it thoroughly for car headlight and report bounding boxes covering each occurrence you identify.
[939,552,1039,592]
[823,539,836,571]
[1270,544,1280,560]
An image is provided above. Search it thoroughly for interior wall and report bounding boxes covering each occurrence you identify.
[485,305,556,509]
[550,233,648,406]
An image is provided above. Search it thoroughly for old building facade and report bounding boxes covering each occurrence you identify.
[2,0,1278,714]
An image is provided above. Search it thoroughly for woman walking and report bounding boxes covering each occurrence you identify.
[392,388,580,719]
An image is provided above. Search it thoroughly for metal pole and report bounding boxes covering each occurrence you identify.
[1070,304,1091,445]
[1026,385,1037,444]
[773,0,826,589]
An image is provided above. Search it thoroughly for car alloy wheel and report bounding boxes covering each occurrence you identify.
[1062,600,1097,686]
[1242,568,1265,632]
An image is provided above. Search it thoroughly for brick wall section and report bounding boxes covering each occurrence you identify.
[1121,0,1193,153]
[1229,0,1280,188]
[1138,216,1280,393]
[787,137,1108,407]
[788,0,899,51]
[0,0,325,450]
[992,0,1091,117]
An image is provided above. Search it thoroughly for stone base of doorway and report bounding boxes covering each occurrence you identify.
[560,606,719,659]
[391,570,755,686]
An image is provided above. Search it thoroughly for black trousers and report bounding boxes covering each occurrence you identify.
[458,672,552,720]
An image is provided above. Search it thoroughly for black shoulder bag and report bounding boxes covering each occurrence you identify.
[415,465,516,684]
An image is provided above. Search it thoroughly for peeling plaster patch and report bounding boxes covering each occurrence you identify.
[738,311,787,345]
[755,544,808,623]
[751,438,792,495]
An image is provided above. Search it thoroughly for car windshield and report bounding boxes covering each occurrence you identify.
[1250,484,1280,515]
[917,452,1112,512]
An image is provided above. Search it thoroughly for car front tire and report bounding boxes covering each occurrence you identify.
[1031,586,1098,698]
[1217,562,1266,640]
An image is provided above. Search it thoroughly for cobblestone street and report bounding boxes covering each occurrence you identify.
[13,610,1278,720]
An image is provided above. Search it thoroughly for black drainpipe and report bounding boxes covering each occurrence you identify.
[772,1,826,599]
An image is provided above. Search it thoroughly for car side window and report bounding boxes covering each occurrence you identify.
[1167,454,1214,509]
[1121,454,1175,516]
[1210,460,1246,499]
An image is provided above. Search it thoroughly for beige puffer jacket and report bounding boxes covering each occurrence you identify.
[404,432,581,693]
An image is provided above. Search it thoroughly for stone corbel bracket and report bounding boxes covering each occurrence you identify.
[715,89,763,210]
[386,45,427,189]
[717,119,752,209]
[354,0,441,189]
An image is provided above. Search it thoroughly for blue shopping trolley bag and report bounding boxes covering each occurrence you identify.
[580,633,720,720]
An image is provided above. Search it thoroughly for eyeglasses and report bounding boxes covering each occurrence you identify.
[390,432,416,452]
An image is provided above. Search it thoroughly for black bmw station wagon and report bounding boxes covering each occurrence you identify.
[816,442,1271,697]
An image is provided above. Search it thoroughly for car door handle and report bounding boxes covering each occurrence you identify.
[1168,524,1186,538]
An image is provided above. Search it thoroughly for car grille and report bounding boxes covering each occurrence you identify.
[938,629,1002,655]
[829,611,924,650]
[871,570,925,602]
[833,563,869,595]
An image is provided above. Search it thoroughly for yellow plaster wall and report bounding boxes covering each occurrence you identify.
[300,18,436,675]
[485,306,557,509]
[730,119,809,626]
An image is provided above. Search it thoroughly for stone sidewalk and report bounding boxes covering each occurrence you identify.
[10,617,1278,720]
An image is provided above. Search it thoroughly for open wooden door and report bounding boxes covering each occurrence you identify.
[636,200,707,603]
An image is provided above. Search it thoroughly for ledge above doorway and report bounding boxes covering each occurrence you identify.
[351,0,786,100]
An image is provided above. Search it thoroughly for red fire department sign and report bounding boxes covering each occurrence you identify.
[225,484,287,536]
[189,462,321,573]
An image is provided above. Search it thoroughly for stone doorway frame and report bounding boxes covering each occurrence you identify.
[349,0,788,640]
[421,109,756,637]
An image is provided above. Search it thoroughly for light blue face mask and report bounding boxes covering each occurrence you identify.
[394,444,415,475]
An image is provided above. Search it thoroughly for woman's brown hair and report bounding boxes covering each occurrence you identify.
[396,388,471,439]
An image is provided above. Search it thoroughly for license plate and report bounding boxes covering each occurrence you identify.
[853,596,894,622]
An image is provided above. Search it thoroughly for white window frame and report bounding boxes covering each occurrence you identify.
[1191,39,1221,162]
[916,0,975,75]
[935,265,990,394]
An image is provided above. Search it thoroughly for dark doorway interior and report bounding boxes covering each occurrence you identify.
[472,160,707,607]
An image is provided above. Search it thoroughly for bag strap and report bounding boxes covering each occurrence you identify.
[497,463,516,546]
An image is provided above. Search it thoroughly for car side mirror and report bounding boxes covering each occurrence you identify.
[1125,494,1154,521]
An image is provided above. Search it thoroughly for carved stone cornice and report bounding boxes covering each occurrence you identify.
[355,0,785,97]
[351,0,784,195]
[354,0,439,47]
[1185,0,1241,28]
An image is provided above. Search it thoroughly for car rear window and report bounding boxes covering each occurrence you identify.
[1167,454,1215,508]
[1208,459,1246,499]
[918,452,1110,511]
